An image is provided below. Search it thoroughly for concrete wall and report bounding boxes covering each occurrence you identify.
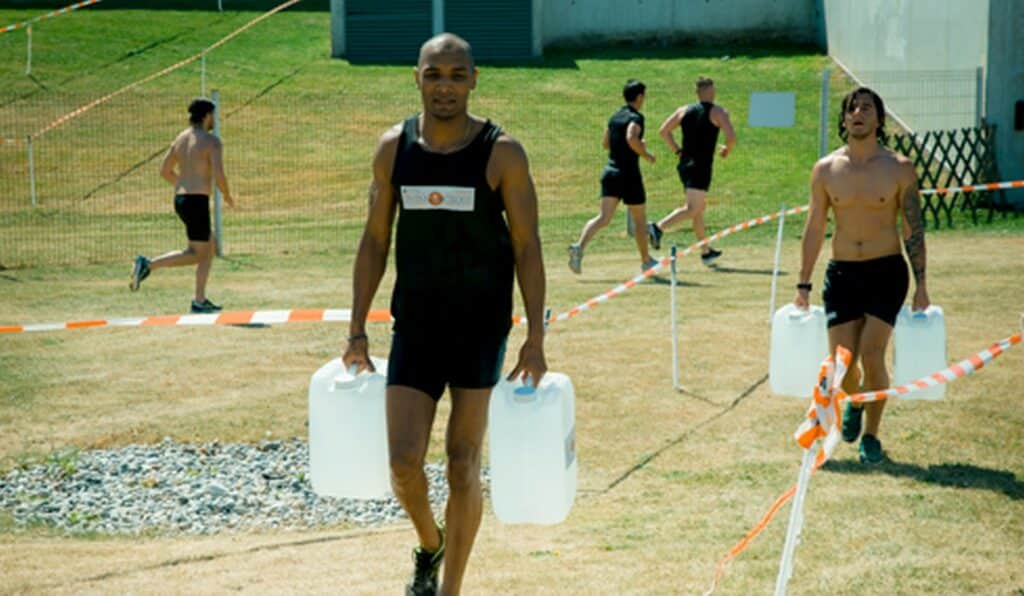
[985,0,1024,184]
[541,0,824,46]
[824,0,988,134]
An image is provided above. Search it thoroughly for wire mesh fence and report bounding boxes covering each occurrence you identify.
[1,63,828,268]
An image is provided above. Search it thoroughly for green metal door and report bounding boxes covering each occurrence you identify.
[445,0,534,62]
[346,0,432,63]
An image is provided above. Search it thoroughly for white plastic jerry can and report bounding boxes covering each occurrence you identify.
[488,372,577,525]
[894,305,947,400]
[769,304,830,398]
[308,356,391,499]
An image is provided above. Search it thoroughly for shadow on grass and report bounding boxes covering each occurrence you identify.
[598,372,768,494]
[712,266,788,277]
[823,459,1024,501]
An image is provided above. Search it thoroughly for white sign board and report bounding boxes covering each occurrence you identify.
[748,92,796,128]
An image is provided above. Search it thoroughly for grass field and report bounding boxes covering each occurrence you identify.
[3,3,1019,267]
[2,2,1024,595]
[2,231,1023,593]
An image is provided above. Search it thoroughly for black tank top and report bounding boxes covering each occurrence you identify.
[606,105,644,176]
[679,101,720,166]
[389,115,514,339]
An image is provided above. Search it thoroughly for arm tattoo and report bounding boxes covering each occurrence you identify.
[902,189,927,284]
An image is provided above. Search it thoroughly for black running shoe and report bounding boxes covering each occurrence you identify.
[129,255,150,292]
[701,247,723,266]
[858,434,885,464]
[648,222,663,250]
[841,400,863,443]
[201,299,222,312]
[190,299,222,314]
[406,527,445,596]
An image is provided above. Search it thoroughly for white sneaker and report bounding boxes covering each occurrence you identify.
[568,244,583,274]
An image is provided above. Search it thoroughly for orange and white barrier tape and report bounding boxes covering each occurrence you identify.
[849,332,1022,403]
[920,179,1024,195]
[0,308,391,334]
[706,330,1022,594]
[0,0,101,35]
[530,205,811,327]
[30,0,301,140]
[1,137,21,146]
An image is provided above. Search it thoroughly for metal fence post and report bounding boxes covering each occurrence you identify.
[818,68,830,158]
[975,66,984,128]
[27,135,37,208]
[25,25,32,76]
[212,90,223,257]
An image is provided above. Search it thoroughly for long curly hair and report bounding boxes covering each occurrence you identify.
[838,87,886,143]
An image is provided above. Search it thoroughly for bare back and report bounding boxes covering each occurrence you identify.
[171,127,217,195]
[819,147,913,261]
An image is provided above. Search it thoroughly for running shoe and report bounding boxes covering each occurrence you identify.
[568,244,583,274]
[129,255,150,292]
[841,400,863,443]
[858,434,885,464]
[647,222,663,250]
[701,247,723,267]
[190,299,222,314]
[642,257,660,273]
[406,526,445,596]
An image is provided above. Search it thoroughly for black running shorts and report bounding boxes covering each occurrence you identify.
[677,158,713,192]
[599,166,646,205]
[174,194,212,242]
[822,254,909,328]
[387,332,509,401]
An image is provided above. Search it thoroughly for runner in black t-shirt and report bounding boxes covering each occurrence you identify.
[568,80,657,274]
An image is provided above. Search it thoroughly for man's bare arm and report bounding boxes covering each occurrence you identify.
[711,106,737,157]
[159,145,178,186]
[210,137,235,207]
[348,129,400,346]
[659,106,685,154]
[899,162,926,286]
[495,136,547,384]
[626,121,655,163]
[798,160,831,294]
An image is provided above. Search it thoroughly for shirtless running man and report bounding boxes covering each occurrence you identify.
[795,87,930,463]
[129,98,236,314]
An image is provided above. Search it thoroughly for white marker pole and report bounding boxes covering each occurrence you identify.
[25,25,32,76]
[212,90,223,257]
[768,203,786,324]
[218,0,223,11]
[27,135,37,208]
[774,441,818,596]
[671,243,680,390]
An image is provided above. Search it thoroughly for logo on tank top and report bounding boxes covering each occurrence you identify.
[401,186,475,212]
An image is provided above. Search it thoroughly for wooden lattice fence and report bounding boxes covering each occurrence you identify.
[885,122,1016,228]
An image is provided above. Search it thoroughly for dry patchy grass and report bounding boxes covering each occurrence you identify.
[1,230,1023,593]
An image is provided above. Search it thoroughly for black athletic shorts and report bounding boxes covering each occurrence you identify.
[174,194,211,242]
[822,254,909,328]
[387,332,509,401]
[677,158,713,192]
[599,166,646,205]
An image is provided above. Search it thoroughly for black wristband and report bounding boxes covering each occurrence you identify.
[347,333,368,342]
[796,283,812,292]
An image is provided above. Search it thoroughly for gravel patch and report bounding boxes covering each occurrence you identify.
[0,438,484,536]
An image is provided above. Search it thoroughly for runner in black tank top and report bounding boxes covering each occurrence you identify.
[568,79,658,275]
[648,76,737,266]
[342,33,547,596]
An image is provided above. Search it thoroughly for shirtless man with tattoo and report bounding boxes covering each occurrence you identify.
[795,87,930,463]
